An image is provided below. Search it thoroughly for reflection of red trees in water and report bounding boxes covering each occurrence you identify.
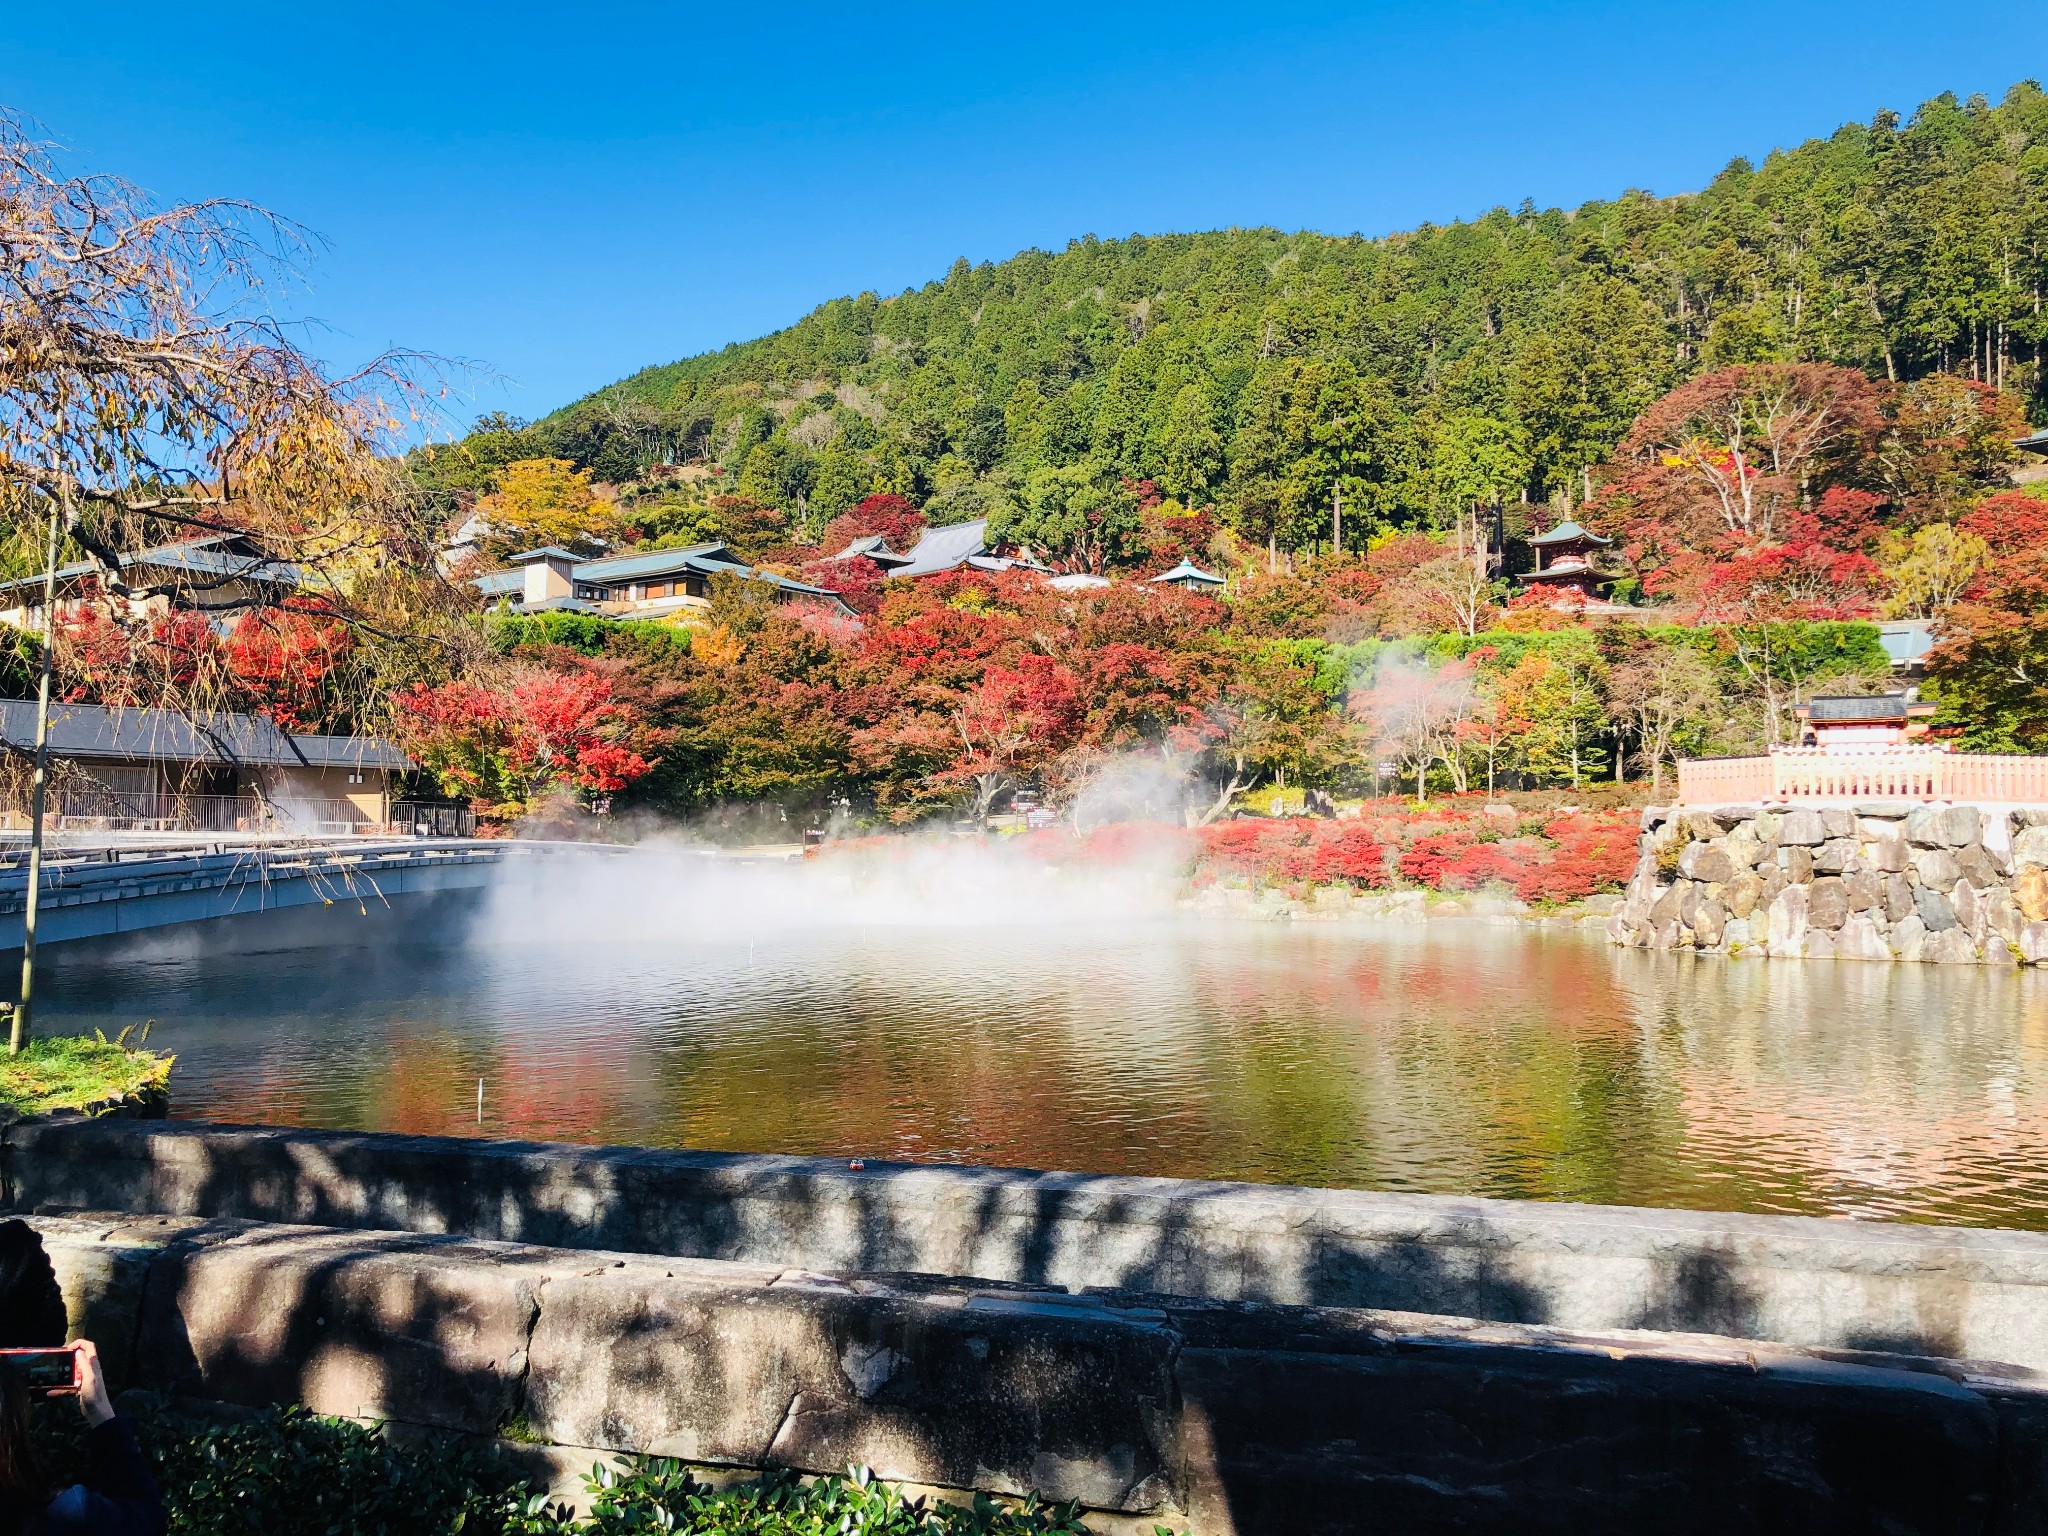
[1192,806,1637,904]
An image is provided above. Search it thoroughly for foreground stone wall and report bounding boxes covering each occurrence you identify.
[12,1117,2048,1371]
[28,1210,2048,1536]
[1609,801,2048,963]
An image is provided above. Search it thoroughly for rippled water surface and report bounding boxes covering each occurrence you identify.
[35,916,2048,1230]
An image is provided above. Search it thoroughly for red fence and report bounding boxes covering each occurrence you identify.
[1676,747,2048,804]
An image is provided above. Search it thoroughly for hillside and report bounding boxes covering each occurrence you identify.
[436,83,2048,550]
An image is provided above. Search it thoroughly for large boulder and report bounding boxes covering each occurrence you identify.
[1913,849,1963,893]
[1820,808,1859,839]
[1692,899,1727,948]
[1725,871,1765,919]
[1805,879,1850,932]
[1812,839,1859,875]
[1724,826,1769,869]
[2012,825,2048,868]
[1907,805,1983,849]
[1649,884,1684,928]
[1767,885,1810,953]
[1834,913,1893,962]
[1777,809,1828,846]
[1679,843,1737,884]
[1867,836,1909,874]
[2018,866,2048,924]
[1841,869,1881,913]
[1956,843,2005,889]
[1920,928,1981,965]
[1884,874,1916,923]
[1891,914,1928,960]
[1914,886,1959,933]
[1783,845,1815,883]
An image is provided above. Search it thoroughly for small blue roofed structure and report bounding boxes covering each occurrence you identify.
[1149,559,1226,591]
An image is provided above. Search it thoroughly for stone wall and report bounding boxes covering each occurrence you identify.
[12,1117,2048,1372]
[27,1210,2048,1536]
[1609,801,2048,963]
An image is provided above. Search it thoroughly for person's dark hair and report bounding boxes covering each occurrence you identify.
[0,1222,66,1349]
[0,1359,41,1517]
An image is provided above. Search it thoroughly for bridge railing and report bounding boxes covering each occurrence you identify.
[7,789,408,837]
[1676,746,2048,804]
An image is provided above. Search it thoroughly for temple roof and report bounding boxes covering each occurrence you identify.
[1526,520,1613,547]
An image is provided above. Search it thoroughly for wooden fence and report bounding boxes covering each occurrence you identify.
[1676,747,2048,804]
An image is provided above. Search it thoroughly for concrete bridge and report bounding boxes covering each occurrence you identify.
[0,838,538,949]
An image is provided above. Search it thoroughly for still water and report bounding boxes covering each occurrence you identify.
[34,918,2048,1230]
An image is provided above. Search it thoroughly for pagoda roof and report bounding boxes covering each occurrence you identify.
[1527,520,1613,547]
[1149,559,1226,588]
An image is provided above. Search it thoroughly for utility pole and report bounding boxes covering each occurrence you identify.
[11,490,65,1054]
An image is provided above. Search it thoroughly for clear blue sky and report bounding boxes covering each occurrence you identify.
[2,4,2041,433]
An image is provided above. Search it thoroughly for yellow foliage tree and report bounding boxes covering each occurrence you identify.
[475,458,623,555]
[1881,523,1990,619]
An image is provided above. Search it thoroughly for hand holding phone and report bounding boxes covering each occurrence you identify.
[0,1341,114,1424]
[0,1346,81,1395]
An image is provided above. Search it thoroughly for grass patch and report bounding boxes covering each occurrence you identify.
[0,1026,173,1116]
[30,1405,1106,1535]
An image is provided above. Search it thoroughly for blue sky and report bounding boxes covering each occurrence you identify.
[2,4,2041,433]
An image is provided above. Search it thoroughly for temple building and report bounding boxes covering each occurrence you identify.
[1512,521,1617,602]
[1792,693,1937,748]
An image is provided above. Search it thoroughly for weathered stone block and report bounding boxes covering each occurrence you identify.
[1785,845,1814,883]
[1914,849,1963,893]
[1725,871,1765,919]
[1649,885,1682,928]
[1915,886,1959,933]
[1777,809,1827,846]
[1753,810,1783,845]
[1724,916,1754,948]
[1806,879,1849,932]
[1869,836,1909,874]
[2013,826,2048,868]
[1805,930,1837,960]
[1834,914,1892,962]
[1956,843,2005,889]
[1893,914,1928,960]
[1724,827,1767,869]
[1767,885,1809,952]
[2023,923,2048,966]
[132,1223,573,1433]
[1841,869,1880,913]
[1679,844,1736,884]
[1921,928,1980,965]
[523,1268,1179,1511]
[1908,805,1983,849]
[1952,881,1985,944]
[1693,900,1726,948]
[2018,867,2048,923]
[1812,839,1858,874]
[1820,808,1858,839]
[1884,873,1915,923]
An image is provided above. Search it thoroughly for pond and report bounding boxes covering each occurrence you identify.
[30,873,2048,1232]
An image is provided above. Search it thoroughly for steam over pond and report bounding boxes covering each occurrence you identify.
[32,840,2048,1232]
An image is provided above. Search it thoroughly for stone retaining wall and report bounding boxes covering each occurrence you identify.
[27,1210,2048,1535]
[1609,801,2048,963]
[12,1117,2048,1371]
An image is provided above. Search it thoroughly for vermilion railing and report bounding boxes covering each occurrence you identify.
[1676,747,2048,804]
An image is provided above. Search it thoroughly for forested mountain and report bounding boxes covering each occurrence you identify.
[425,83,2048,555]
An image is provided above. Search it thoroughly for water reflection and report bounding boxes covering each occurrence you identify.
[34,920,2048,1229]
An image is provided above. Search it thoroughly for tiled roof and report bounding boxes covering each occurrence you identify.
[1804,694,1909,722]
[1527,521,1613,547]
[0,700,410,769]
[0,536,305,599]
[889,520,989,578]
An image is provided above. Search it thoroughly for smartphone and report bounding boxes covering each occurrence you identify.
[0,1347,80,1395]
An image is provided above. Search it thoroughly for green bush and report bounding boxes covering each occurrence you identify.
[486,610,691,658]
[31,1406,1102,1536]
